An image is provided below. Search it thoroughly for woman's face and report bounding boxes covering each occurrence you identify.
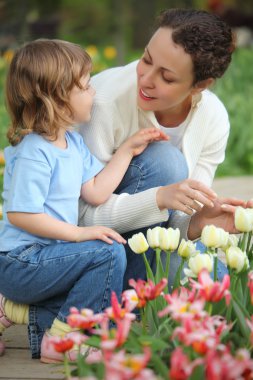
[137,28,198,114]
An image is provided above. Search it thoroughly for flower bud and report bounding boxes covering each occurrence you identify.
[226,246,249,273]
[201,225,229,249]
[147,227,162,248]
[188,253,213,276]
[159,227,180,251]
[178,239,197,259]
[128,233,149,254]
[235,207,253,233]
[221,234,239,251]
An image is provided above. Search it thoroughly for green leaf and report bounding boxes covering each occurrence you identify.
[232,298,250,340]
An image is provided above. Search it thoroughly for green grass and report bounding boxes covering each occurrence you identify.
[0,47,253,204]
[213,48,253,176]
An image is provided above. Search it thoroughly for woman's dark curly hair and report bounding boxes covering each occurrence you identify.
[155,9,235,84]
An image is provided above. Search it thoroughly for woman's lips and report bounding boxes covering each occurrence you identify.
[139,88,156,101]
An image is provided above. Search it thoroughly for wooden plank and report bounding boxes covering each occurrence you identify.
[0,349,64,379]
[3,326,28,349]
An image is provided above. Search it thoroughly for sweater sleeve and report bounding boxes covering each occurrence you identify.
[185,93,230,187]
[78,187,168,233]
[191,127,229,187]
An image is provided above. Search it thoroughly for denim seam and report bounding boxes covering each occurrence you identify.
[128,163,146,194]
[100,248,114,312]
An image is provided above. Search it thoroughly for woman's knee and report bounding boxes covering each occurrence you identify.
[137,141,188,187]
[111,242,127,275]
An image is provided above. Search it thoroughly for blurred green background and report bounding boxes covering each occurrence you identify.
[0,0,253,208]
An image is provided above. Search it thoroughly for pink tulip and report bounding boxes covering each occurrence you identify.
[190,269,231,305]
[170,347,203,380]
[129,278,168,308]
[158,287,206,321]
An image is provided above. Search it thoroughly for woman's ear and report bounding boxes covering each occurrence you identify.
[193,78,215,93]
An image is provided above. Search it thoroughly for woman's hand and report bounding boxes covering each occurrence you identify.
[76,226,126,244]
[122,128,169,157]
[188,197,251,240]
[156,179,217,215]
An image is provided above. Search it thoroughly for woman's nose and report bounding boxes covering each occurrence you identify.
[140,69,155,88]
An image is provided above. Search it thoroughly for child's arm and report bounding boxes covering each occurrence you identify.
[81,127,169,206]
[7,212,126,244]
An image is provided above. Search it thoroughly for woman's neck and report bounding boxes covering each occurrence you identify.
[155,97,192,128]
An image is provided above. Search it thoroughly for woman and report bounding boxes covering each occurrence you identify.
[78,9,245,287]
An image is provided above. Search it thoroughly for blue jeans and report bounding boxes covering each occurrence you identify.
[0,240,126,358]
[115,141,227,289]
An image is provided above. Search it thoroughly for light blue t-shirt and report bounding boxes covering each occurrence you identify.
[0,131,104,251]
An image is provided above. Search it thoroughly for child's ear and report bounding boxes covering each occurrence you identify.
[192,78,214,94]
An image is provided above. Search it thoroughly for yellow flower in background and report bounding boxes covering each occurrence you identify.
[0,151,5,165]
[3,49,14,63]
[86,45,98,58]
[103,46,117,60]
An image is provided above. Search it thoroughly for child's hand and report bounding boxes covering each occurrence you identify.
[123,128,169,157]
[156,179,217,215]
[76,226,126,244]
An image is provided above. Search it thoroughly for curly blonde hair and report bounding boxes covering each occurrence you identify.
[6,39,92,146]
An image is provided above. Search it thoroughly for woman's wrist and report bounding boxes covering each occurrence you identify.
[156,187,166,211]
[188,212,201,240]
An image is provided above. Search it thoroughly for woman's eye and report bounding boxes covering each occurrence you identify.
[163,77,174,84]
[142,56,151,65]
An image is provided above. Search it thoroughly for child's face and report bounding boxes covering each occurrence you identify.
[69,73,95,124]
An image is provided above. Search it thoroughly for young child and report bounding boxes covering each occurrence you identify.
[0,39,168,361]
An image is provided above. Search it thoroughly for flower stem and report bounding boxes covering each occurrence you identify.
[140,307,147,333]
[64,354,71,379]
[213,252,218,282]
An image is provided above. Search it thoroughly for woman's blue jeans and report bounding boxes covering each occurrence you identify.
[0,240,126,358]
[115,141,228,289]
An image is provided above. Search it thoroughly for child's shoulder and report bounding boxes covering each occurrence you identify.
[15,133,51,161]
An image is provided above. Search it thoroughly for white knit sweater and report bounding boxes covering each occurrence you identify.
[78,61,230,234]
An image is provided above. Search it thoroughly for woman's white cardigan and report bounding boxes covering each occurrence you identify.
[78,61,230,235]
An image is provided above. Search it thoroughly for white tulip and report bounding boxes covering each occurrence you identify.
[235,207,253,233]
[128,233,149,254]
[147,226,162,248]
[201,224,229,249]
[159,227,180,251]
[178,239,197,259]
[226,246,249,273]
[221,234,239,251]
[187,253,213,276]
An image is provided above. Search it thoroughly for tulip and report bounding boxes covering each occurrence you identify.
[201,225,229,249]
[226,246,249,273]
[235,207,253,232]
[187,253,213,276]
[178,239,197,259]
[128,233,149,254]
[147,226,161,248]
[221,234,239,251]
[159,227,180,251]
